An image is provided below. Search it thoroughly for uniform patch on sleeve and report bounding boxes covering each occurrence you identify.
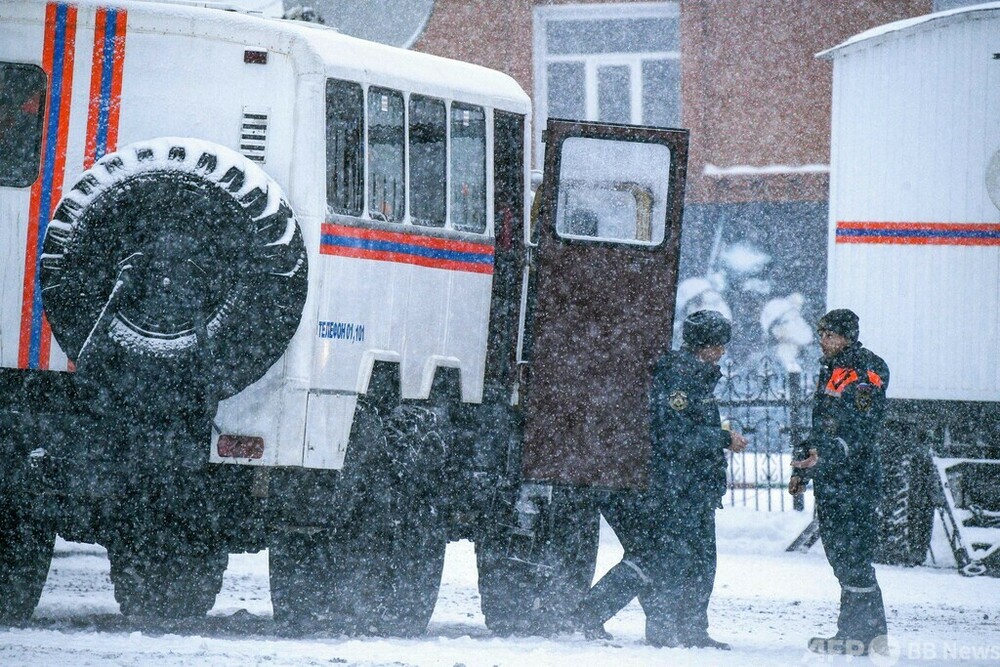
[669,390,689,411]
[855,383,875,412]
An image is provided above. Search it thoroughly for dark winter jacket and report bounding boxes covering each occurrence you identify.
[648,348,730,508]
[797,341,889,485]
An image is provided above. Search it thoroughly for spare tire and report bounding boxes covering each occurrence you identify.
[41,138,307,398]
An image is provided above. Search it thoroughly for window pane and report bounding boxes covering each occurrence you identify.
[547,62,585,120]
[368,87,405,222]
[0,63,47,187]
[642,59,681,127]
[409,95,446,227]
[325,79,364,216]
[555,136,672,246]
[450,103,486,234]
[547,18,678,55]
[598,65,631,124]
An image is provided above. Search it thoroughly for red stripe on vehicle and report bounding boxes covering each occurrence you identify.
[20,2,77,370]
[323,223,495,257]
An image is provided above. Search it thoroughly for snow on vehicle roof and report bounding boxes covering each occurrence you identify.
[13,0,529,112]
[816,1,1000,59]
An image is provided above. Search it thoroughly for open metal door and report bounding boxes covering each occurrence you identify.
[521,119,688,490]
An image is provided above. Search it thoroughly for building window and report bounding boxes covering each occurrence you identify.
[533,2,680,166]
[0,63,47,188]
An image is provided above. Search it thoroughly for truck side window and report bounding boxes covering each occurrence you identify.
[368,87,405,222]
[450,103,486,234]
[0,63,47,188]
[326,78,364,216]
[408,95,446,228]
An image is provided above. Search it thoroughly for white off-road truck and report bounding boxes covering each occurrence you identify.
[0,0,689,633]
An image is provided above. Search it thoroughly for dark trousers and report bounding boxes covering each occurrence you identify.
[572,494,654,631]
[643,504,717,646]
[574,496,717,646]
[815,477,887,643]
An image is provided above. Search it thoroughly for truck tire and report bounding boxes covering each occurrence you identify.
[879,447,936,567]
[0,497,56,625]
[105,471,229,620]
[476,487,600,636]
[107,520,228,619]
[41,137,307,398]
[269,400,448,636]
[108,539,227,619]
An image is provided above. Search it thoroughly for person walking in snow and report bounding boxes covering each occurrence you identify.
[572,309,747,649]
[788,308,890,656]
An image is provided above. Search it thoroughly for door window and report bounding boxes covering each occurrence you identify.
[554,136,671,245]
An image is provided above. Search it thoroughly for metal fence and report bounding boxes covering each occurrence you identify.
[716,360,815,511]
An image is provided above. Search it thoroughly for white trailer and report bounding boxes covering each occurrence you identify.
[819,2,1000,569]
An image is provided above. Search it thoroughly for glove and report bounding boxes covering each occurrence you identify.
[790,439,817,482]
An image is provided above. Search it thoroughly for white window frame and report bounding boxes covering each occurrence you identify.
[532,2,680,168]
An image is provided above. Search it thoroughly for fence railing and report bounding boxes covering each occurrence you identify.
[716,360,815,511]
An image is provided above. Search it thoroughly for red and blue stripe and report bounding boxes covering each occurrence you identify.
[19,2,78,370]
[19,3,127,370]
[836,221,1000,246]
[320,223,494,274]
[84,6,126,168]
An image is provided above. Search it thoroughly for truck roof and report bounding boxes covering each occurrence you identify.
[817,1,1000,59]
[4,0,531,112]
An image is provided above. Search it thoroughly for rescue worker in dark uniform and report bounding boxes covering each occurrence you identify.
[571,310,746,648]
[789,308,890,656]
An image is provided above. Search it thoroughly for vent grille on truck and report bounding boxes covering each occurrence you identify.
[240,108,268,163]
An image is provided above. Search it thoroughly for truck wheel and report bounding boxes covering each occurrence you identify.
[879,446,936,567]
[0,498,56,625]
[107,529,228,619]
[106,476,228,620]
[41,137,307,398]
[269,401,448,636]
[476,487,600,636]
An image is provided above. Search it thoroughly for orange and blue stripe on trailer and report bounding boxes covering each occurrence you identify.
[836,221,1000,246]
[320,223,494,274]
[19,3,127,370]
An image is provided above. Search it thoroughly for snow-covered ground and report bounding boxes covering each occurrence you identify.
[3,495,999,666]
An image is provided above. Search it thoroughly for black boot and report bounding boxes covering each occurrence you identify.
[572,560,645,640]
[837,586,887,645]
[809,585,887,656]
[684,635,731,650]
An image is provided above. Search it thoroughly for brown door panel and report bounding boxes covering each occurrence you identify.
[522,120,688,490]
